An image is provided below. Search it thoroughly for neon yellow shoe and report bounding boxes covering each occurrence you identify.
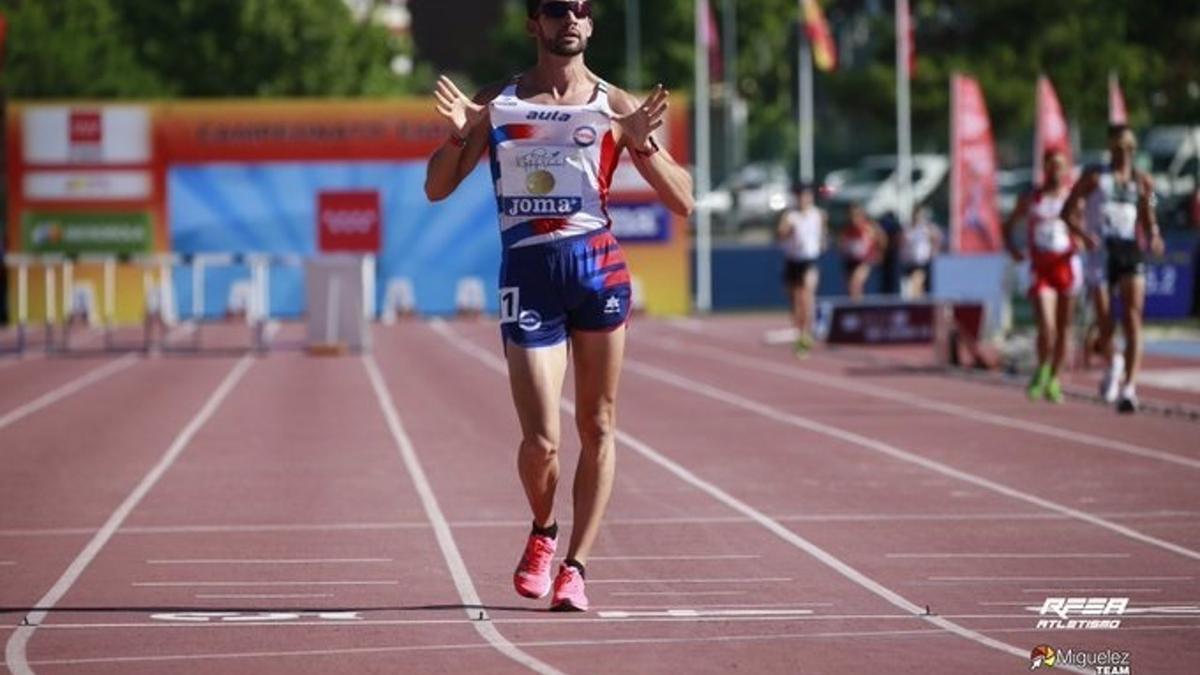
[1045,376,1063,404]
[1027,364,1050,401]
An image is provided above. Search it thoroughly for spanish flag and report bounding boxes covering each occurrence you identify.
[801,0,837,72]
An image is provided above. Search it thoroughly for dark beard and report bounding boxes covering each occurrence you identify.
[545,34,587,57]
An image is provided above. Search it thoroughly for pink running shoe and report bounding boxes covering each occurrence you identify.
[549,563,589,612]
[513,533,557,599]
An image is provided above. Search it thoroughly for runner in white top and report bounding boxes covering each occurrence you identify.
[776,183,827,355]
[425,0,694,610]
[1063,124,1163,413]
[899,205,942,299]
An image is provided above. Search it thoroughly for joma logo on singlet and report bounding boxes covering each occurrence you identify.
[503,197,583,217]
[526,111,573,122]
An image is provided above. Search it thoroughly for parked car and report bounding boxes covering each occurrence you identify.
[823,154,950,221]
[700,161,792,234]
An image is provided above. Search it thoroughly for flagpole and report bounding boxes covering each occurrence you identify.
[625,0,641,91]
[723,0,737,182]
[695,0,712,313]
[895,0,912,226]
[1033,76,1043,186]
[799,22,814,184]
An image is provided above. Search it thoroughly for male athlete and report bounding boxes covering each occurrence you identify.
[1063,125,1164,413]
[425,0,694,611]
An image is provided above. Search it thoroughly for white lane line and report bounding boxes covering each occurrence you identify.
[589,577,791,585]
[133,581,397,587]
[431,320,1081,673]
[930,576,1191,582]
[623,358,1200,563]
[7,508,1197,539]
[0,561,15,566]
[599,608,813,619]
[586,554,759,561]
[4,355,255,675]
[363,354,563,675]
[610,591,748,597]
[1021,588,1163,593]
[195,594,335,600]
[0,354,137,431]
[655,330,1200,471]
[887,553,1130,559]
[147,558,393,565]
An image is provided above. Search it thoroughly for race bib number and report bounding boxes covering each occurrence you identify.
[498,146,586,218]
[1103,202,1137,240]
[499,287,519,324]
[1033,217,1071,253]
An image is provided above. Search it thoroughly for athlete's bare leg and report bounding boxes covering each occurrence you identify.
[506,341,569,529]
[1052,291,1073,376]
[1033,288,1056,368]
[564,326,625,565]
[1091,284,1115,364]
[1119,275,1146,386]
[799,269,818,338]
[848,263,870,301]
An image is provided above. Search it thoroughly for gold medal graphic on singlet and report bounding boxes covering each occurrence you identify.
[526,170,556,195]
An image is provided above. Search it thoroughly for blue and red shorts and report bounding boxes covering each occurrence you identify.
[498,229,632,349]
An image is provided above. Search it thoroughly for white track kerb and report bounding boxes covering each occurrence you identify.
[363,355,566,675]
[430,320,1091,675]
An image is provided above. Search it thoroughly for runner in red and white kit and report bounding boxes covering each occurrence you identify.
[1004,149,1079,403]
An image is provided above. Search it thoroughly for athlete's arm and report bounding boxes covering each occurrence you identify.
[425,77,504,202]
[1002,191,1031,261]
[775,211,793,242]
[609,85,695,216]
[1137,171,1165,256]
[1061,169,1099,249]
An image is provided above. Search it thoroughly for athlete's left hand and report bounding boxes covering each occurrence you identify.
[1149,233,1165,257]
[615,84,668,155]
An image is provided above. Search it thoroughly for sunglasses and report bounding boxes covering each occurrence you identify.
[538,1,592,19]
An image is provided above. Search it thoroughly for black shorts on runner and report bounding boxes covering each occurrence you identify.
[1105,238,1144,285]
[902,262,931,279]
[783,259,817,285]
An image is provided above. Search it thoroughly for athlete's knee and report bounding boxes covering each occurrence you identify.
[519,434,559,464]
[575,402,617,449]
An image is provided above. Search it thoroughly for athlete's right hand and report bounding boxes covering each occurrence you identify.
[434,76,485,139]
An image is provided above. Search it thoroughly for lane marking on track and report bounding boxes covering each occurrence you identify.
[586,554,759,561]
[598,609,813,619]
[132,581,398,587]
[18,613,1200,631]
[588,577,791,584]
[21,624,1200,668]
[622,357,1200,563]
[431,320,1089,673]
[929,576,1191,582]
[6,508,1199,539]
[0,354,137,431]
[1021,588,1163,593]
[146,558,393,565]
[4,353,256,675]
[194,594,335,599]
[653,330,1200,471]
[363,355,564,675]
[886,553,1130,559]
[610,591,748,597]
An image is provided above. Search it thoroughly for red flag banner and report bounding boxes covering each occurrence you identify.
[950,74,1001,254]
[1033,76,1073,185]
[801,0,837,72]
[1109,72,1128,126]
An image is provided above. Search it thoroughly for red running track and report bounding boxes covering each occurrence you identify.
[1,317,1197,674]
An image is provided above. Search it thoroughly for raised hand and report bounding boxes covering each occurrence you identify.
[434,75,486,139]
[1149,232,1165,257]
[615,84,668,154]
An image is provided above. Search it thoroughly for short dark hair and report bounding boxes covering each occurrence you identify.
[1108,123,1131,140]
[527,0,540,17]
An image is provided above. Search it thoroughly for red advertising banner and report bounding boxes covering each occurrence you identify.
[949,74,1001,254]
[317,190,381,253]
[1033,76,1073,185]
